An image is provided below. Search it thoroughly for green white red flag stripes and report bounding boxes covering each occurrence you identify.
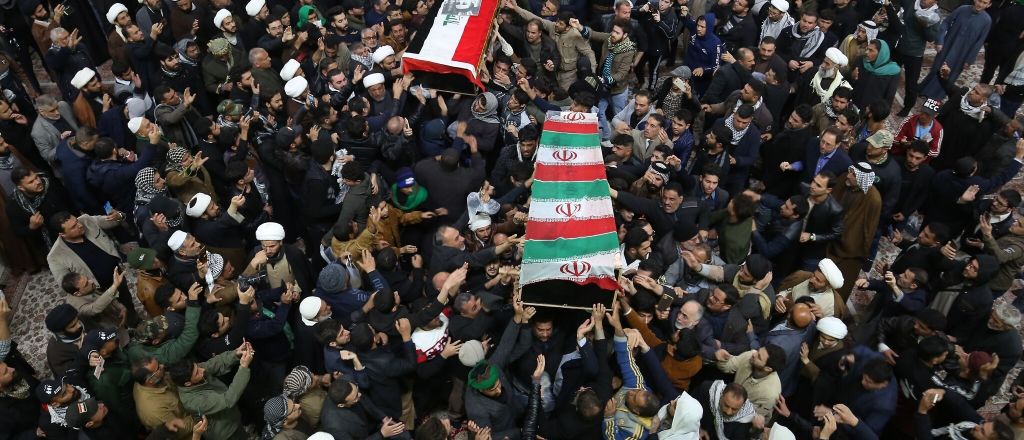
[520,111,621,292]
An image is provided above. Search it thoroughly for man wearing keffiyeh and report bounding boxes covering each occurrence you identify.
[694,380,759,440]
[826,162,882,300]
[915,388,1013,440]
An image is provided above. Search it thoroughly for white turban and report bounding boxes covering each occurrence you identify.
[816,316,848,339]
[768,425,796,440]
[245,0,266,16]
[469,213,491,231]
[299,297,324,323]
[372,45,395,64]
[186,193,213,218]
[168,230,188,251]
[70,68,95,89]
[817,258,844,289]
[284,77,308,98]
[363,73,385,88]
[256,222,286,241]
[106,3,128,24]
[825,47,848,67]
[770,0,789,12]
[214,9,232,28]
[280,59,301,81]
[127,117,145,134]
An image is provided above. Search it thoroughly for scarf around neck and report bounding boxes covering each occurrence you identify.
[960,92,987,119]
[725,114,750,145]
[709,380,756,440]
[0,152,14,170]
[791,24,825,58]
[931,422,977,440]
[603,37,637,84]
[392,184,428,210]
[862,40,901,76]
[14,174,52,247]
[761,14,794,41]
[135,167,168,206]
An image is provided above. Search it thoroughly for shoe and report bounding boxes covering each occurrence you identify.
[896,106,912,117]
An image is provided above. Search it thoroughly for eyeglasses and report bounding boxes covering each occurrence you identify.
[363,35,377,40]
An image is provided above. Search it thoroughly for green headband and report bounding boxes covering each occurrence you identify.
[468,362,499,390]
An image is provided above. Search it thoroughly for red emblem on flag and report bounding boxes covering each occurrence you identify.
[552,150,577,162]
[559,261,592,277]
[554,203,581,218]
[563,112,585,121]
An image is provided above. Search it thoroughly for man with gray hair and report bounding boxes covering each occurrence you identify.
[31,95,80,174]
[248,48,284,96]
[44,27,98,101]
[962,303,1022,386]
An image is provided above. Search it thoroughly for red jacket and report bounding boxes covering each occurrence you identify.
[893,115,943,161]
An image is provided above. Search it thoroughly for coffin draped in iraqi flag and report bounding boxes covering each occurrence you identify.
[402,0,499,94]
[520,111,620,308]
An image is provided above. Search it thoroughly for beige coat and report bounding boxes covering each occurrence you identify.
[514,6,595,74]
[134,378,194,440]
[589,32,637,95]
[47,214,124,285]
[65,289,128,345]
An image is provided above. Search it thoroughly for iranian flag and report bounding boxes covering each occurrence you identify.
[520,112,620,292]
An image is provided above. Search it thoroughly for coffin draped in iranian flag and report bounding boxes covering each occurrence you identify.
[402,0,499,94]
[519,111,620,309]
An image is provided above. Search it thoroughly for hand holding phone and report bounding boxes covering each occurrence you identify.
[104,201,113,214]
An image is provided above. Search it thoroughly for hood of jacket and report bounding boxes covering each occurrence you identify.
[972,254,1000,286]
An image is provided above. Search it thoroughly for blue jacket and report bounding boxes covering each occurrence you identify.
[711,118,761,184]
[837,346,896,437]
[86,144,157,215]
[98,106,129,150]
[682,14,723,72]
[54,138,104,215]
[314,268,389,327]
[797,138,854,183]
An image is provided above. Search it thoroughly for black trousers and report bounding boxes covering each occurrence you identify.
[893,51,924,110]
[635,53,664,91]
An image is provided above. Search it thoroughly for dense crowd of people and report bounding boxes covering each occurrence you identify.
[0,0,1023,439]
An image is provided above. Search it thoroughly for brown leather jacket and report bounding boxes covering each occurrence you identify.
[136,269,170,318]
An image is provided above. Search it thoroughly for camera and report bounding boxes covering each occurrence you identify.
[237,268,268,291]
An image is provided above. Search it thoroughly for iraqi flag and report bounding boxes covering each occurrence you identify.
[520,111,621,292]
[402,0,499,92]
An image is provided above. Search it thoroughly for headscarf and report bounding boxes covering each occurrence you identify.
[297,5,324,27]
[862,40,901,76]
[859,21,879,43]
[175,39,199,66]
[208,38,231,57]
[472,92,500,124]
[283,365,314,399]
[261,395,289,440]
[468,361,500,390]
[849,162,875,193]
[166,147,189,173]
[790,22,824,58]
[135,167,167,205]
